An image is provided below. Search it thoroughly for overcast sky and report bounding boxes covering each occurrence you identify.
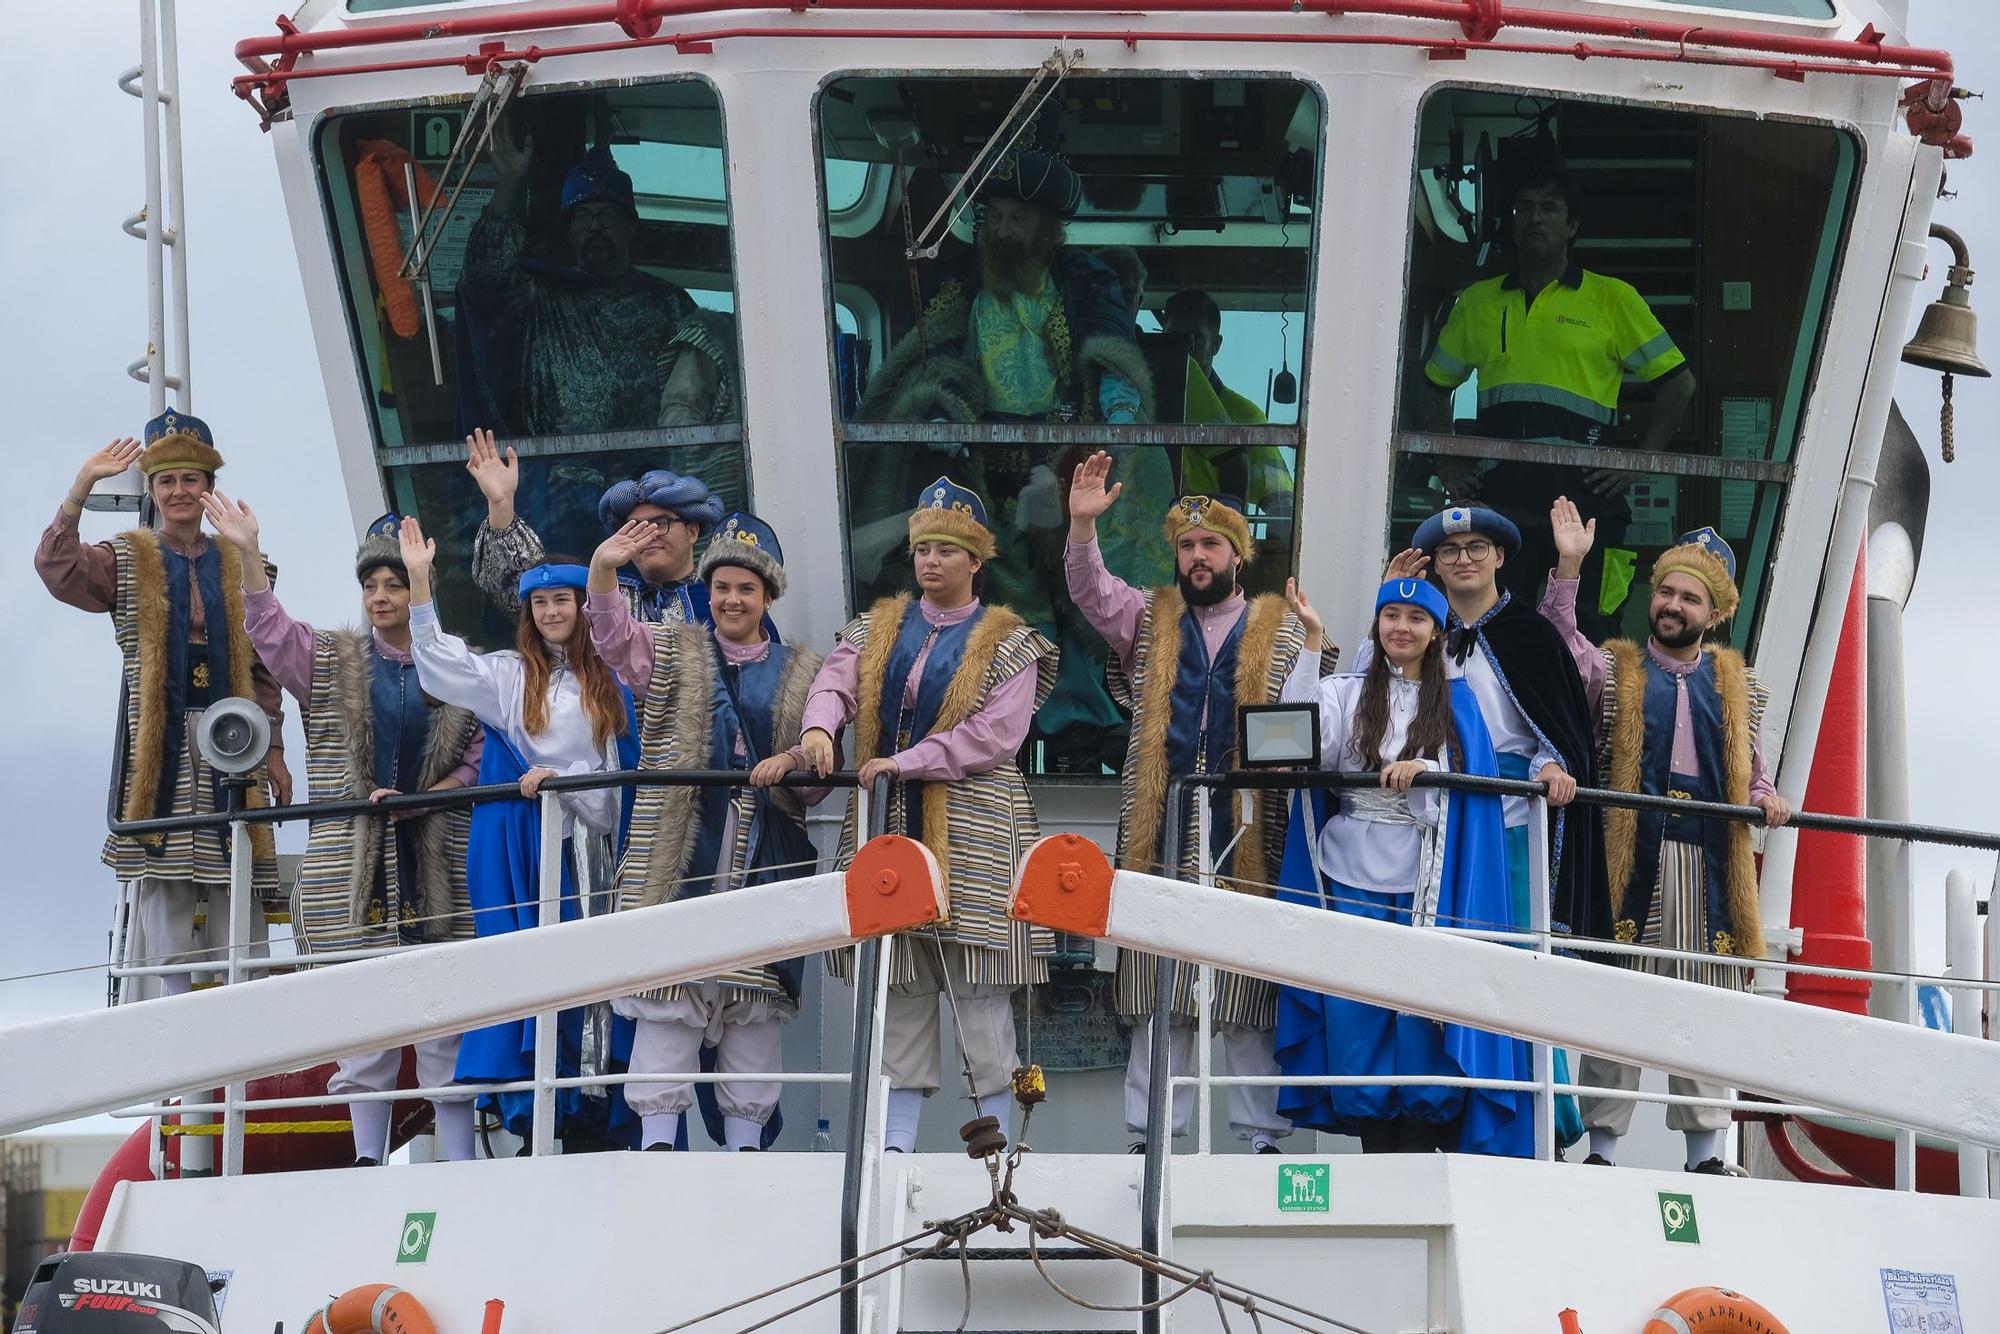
[2,3,1995,1093]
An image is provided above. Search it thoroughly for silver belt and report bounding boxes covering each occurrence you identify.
[1343,786,1417,827]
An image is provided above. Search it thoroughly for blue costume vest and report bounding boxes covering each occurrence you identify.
[1621,654,1734,943]
[876,603,981,836]
[154,544,235,827]
[1164,607,1244,870]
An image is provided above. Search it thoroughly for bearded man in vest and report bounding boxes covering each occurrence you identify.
[1064,449,1333,1152]
[1541,497,1790,1175]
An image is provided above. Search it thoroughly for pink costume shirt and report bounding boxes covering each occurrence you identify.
[1064,536,1245,729]
[242,587,481,786]
[1538,574,1773,801]
[798,596,1036,782]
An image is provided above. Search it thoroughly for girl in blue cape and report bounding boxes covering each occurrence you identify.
[400,519,642,1150]
[1272,578,1533,1156]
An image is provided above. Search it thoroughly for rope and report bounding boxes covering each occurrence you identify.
[157,1120,350,1136]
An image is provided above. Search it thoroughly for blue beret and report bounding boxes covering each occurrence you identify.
[517,563,589,600]
[598,468,724,535]
[1375,578,1449,626]
[1411,505,1521,558]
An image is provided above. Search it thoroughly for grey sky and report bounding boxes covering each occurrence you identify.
[2,1,1995,1053]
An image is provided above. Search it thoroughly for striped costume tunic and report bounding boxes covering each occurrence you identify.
[832,595,1059,988]
[617,621,822,1004]
[102,530,278,899]
[291,629,480,955]
[1108,588,1322,1030]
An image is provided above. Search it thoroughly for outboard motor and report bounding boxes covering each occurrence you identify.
[14,1252,221,1334]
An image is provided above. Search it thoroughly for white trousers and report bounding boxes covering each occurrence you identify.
[1124,1017,1290,1139]
[1579,1053,1732,1134]
[328,1036,471,1102]
[880,946,1019,1099]
[616,985,789,1123]
[125,876,269,999]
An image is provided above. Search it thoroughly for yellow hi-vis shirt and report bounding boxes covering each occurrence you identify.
[1425,263,1685,446]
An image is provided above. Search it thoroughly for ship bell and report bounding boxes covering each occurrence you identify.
[1901,225,1991,379]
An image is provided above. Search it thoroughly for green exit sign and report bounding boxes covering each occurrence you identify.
[1277,1162,1330,1213]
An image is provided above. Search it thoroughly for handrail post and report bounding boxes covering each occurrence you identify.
[1194,789,1215,1157]
[1527,793,1555,1163]
[220,778,252,1177]
[530,791,563,1158]
[1140,777,1187,1334]
[1986,875,1999,1199]
[840,775,889,1334]
[1945,870,1986,1198]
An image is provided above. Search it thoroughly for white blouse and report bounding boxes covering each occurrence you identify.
[1281,659,1442,894]
[410,603,621,835]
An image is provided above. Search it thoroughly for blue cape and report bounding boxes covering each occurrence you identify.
[455,692,644,1142]
[1272,677,1534,1157]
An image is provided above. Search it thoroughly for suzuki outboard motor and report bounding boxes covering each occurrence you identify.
[14,1252,221,1334]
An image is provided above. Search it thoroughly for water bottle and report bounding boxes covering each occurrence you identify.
[811,1118,835,1152]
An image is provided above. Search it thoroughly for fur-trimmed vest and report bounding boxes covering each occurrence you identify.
[1598,640,1766,960]
[101,529,277,888]
[859,251,1156,425]
[1111,589,1321,894]
[835,595,1058,959]
[292,630,480,953]
[617,624,822,912]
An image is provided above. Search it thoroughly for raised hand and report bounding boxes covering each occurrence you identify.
[1549,496,1596,580]
[199,491,261,554]
[488,121,534,184]
[1284,577,1325,651]
[592,519,652,574]
[398,516,436,594]
[465,428,521,526]
[1065,450,1122,540]
[1384,547,1431,581]
[70,438,144,502]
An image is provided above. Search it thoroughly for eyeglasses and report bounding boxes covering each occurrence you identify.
[1433,540,1494,564]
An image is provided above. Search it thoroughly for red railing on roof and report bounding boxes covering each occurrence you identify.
[231,0,1968,158]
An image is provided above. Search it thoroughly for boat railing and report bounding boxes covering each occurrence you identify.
[1116,767,2000,1326]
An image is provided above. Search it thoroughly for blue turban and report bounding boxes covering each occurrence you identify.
[561,147,637,217]
[974,149,1083,219]
[1411,505,1522,559]
[597,468,724,535]
[517,562,589,601]
[1375,577,1449,627]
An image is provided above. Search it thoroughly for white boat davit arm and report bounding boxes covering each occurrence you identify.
[1009,834,2000,1152]
[0,832,945,1136]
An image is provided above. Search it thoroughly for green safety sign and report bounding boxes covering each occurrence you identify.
[1276,1162,1330,1213]
[409,109,466,164]
[1657,1192,1700,1245]
[397,1212,438,1265]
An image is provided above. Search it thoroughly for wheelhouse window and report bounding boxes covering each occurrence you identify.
[818,72,1322,775]
[314,79,745,642]
[1396,91,1856,646]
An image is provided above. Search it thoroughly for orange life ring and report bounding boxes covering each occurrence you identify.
[303,1283,438,1334]
[1642,1286,1790,1334]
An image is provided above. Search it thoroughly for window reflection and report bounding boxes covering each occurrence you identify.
[314,79,741,449]
[820,73,1319,775]
[1399,92,1855,644]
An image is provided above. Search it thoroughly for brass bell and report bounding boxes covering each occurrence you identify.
[1902,225,1990,378]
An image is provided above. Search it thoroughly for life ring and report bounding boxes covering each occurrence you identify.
[1642,1286,1790,1334]
[303,1283,438,1334]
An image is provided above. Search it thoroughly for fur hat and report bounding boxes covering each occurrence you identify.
[908,476,997,560]
[1652,526,1740,620]
[354,512,405,584]
[1163,494,1254,561]
[140,410,223,477]
[699,511,787,598]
